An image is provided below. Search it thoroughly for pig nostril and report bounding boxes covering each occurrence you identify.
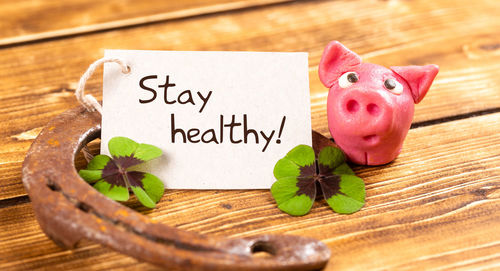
[367,103,380,116]
[346,100,360,113]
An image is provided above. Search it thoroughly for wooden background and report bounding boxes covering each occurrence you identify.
[1,0,499,270]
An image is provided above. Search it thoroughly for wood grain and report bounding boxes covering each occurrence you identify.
[0,0,291,47]
[1,0,500,201]
[0,0,499,269]
[1,112,499,270]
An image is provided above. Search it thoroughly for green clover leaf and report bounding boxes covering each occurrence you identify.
[271,145,365,216]
[79,137,164,208]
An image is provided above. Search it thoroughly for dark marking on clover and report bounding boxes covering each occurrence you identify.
[296,161,345,200]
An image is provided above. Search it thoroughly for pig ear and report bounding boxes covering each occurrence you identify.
[391,65,439,104]
[319,41,362,88]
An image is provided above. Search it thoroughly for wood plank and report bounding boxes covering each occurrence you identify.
[0,0,291,47]
[1,111,499,270]
[0,0,499,200]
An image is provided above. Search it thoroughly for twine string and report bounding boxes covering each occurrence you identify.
[76,57,130,161]
[75,57,130,114]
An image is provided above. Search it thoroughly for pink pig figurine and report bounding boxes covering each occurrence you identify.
[319,41,439,165]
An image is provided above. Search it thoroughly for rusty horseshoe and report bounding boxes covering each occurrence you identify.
[22,106,332,270]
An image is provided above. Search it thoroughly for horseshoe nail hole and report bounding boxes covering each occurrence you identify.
[251,241,275,258]
[47,180,61,191]
[76,202,91,213]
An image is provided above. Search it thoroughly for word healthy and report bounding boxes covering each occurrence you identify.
[138,75,287,152]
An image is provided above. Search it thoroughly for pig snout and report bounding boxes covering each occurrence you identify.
[335,89,394,141]
[327,86,404,165]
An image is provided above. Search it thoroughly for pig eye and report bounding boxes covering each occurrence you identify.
[384,78,403,95]
[339,72,359,88]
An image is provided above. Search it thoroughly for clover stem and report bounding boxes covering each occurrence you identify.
[120,166,132,190]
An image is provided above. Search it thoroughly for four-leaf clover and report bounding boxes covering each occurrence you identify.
[79,138,363,213]
[79,137,164,208]
[271,145,365,216]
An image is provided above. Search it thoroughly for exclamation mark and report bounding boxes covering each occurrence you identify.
[276,116,286,144]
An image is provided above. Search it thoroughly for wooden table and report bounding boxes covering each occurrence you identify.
[1,0,499,270]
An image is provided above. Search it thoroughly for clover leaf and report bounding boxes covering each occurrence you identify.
[79,137,164,208]
[271,145,365,216]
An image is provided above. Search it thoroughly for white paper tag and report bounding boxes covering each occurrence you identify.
[101,50,311,189]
